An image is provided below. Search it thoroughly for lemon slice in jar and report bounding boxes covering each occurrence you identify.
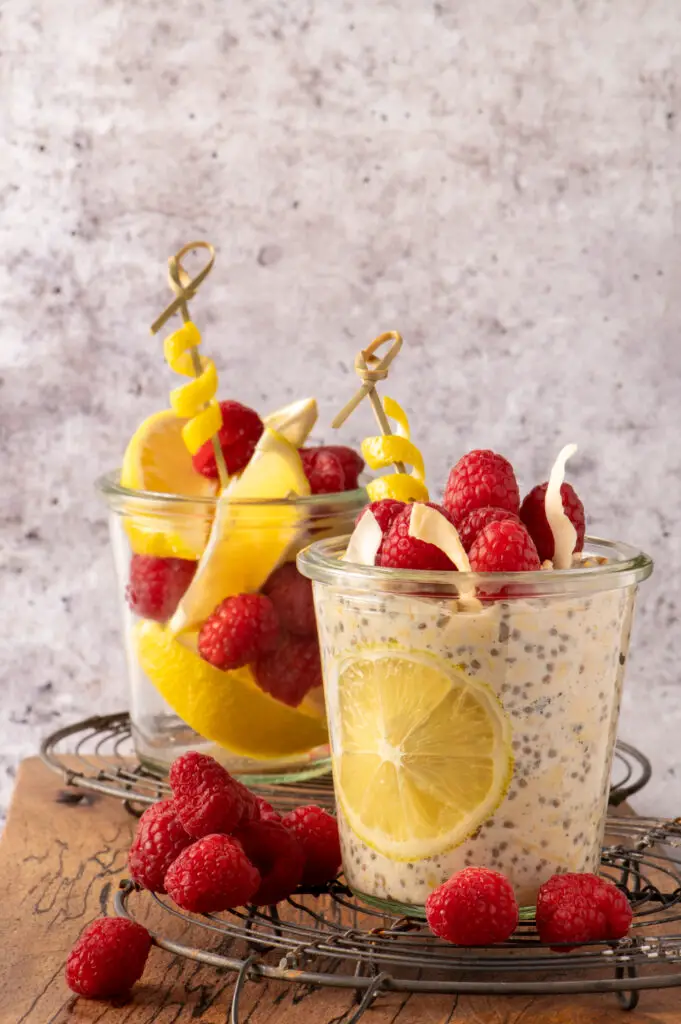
[120,410,216,559]
[334,652,513,862]
[169,427,310,635]
[134,621,327,758]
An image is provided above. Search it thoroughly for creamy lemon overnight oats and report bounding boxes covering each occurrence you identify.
[298,449,652,910]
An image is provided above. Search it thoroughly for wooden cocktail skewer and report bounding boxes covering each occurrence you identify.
[332,331,406,475]
[150,241,229,490]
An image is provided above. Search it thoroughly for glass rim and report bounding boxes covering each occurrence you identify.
[297,534,653,594]
[95,469,367,511]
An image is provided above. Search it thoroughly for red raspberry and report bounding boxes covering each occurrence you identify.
[425,867,519,945]
[281,805,341,886]
[126,554,196,622]
[457,506,520,553]
[128,798,193,893]
[164,834,260,913]
[536,873,632,950]
[379,502,459,571]
[255,795,282,823]
[469,520,541,572]
[65,917,151,999]
[192,400,264,479]
[443,450,520,526]
[323,445,365,490]
[198,593,280,670]
[254,633,322,707]
[234,820,305,905]
[169,751,257,837]
[263,563,316,637]
[519,481,586,562]
[299,447,345,494]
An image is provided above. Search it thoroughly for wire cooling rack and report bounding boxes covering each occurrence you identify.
[43,713,678,1018]
[40,711,651,815]
[114,816,681,1020]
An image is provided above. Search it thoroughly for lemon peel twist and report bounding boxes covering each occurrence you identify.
[333,331,429,503]
[150,241,229,488]
[163,323,222,455]
[362,396,429,502]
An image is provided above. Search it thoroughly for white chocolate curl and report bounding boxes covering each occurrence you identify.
[545,444,578,570]
[408,503,471,572]
[344,510,383,565]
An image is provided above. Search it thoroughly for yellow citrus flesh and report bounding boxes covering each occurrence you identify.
[120,410,216,559]
[334,652,513,861]
[170,427,310,635]
[135,621,328,758]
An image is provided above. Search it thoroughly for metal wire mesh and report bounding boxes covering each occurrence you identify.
[114,816,681,1019]
[40,711,651,814]
[40,713,680,1016]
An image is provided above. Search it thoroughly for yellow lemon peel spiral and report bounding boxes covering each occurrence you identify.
[361,396,429,502]
[163,321,222,455]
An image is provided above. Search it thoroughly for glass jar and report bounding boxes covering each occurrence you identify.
[97,471,366,781]
[298,536,652,911]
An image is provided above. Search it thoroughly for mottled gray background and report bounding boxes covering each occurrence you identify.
[1,0,679,821]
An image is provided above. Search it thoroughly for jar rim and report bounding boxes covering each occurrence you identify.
[95,469,367,511]
[297,535,653,595]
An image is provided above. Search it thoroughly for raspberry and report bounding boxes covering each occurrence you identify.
[468,520,541,572]
[255,795,282,823]
[536,873,633,950]
[126,554,196,622]
[128,798,193,893]
[169,751,257,837]
[379,502,459,571]
[425,867,519,945]
[65,917,151,999]
[263,563,316,637]
[281,805,341,886]
[198,593,280,670]
[457,506,520,553]
[443,450,520,526]
[323,445,365,490]
[254,633,322,707]
[164,834,260,913]
[299,447,345,494]
[234,820,305,905]
[192,400,264,479]
[519,481,586,562]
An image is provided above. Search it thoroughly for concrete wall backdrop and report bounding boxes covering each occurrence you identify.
[1,0,679,818]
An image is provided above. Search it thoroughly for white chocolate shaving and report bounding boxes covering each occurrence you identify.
[262,398,318,447]
[408,503,471,572]
[343,510,383,565]
[545,444,578,570]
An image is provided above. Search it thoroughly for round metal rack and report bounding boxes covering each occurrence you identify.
[114,816,681,1020]
[40,711,651,814]
[42,713,676,1017]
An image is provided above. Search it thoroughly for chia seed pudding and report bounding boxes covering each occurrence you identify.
[299,537,652,910]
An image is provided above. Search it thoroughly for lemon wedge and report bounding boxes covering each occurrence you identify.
[120,410,216,559]
[134,621,328,758]
[333,652,513,861]
[170,427,310,634]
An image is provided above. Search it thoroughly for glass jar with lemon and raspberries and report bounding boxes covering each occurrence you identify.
[299,445,652,911]
[98,396,366,780]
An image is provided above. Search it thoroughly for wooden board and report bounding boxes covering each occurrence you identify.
[0,757,679,1023]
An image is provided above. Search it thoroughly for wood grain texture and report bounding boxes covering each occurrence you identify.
[0,758,678,1023]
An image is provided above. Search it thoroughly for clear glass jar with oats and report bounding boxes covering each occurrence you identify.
[298,536,652,911]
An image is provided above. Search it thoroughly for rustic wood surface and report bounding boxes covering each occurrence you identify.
[1,757,679,1023]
